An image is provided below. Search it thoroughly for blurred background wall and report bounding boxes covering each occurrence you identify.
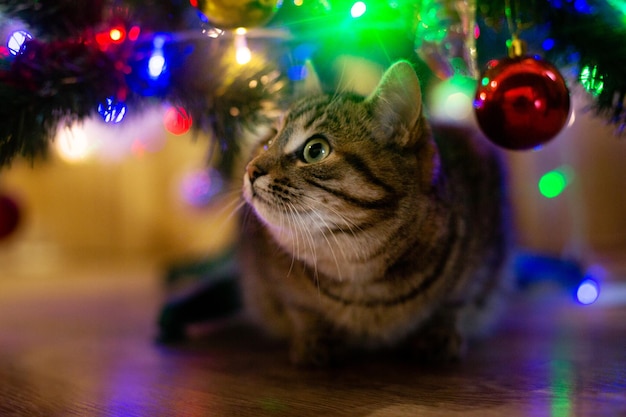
[0,119,237,269]
[507,107,626,258]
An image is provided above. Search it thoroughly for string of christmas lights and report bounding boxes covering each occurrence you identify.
[0,0,625,168]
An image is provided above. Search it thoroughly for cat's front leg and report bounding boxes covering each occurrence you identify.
[286,306,345,367]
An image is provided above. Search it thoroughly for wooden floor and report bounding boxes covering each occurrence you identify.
[1,255,625,417]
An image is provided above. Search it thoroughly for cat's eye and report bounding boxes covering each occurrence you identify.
[301,136,330,163]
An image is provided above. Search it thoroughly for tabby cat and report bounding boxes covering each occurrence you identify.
[238,61,510,366]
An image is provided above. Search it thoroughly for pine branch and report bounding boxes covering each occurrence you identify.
[1,0,625,167]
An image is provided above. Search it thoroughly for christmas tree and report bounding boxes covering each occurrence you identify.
[0,0,625,169]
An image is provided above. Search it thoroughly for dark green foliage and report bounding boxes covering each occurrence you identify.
[0,0,625,167]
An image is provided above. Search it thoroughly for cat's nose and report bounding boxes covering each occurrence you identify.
[246,163,266,184]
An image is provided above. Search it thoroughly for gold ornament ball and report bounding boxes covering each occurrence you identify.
[199,0,281,29]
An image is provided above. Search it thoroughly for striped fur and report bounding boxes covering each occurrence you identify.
[239,61,511,365]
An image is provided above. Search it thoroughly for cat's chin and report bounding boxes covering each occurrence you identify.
[249,203,273,226]
[244,195,282,231]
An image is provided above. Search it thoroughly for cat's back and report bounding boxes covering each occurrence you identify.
[435,121,509,228]
[430,122,511,306]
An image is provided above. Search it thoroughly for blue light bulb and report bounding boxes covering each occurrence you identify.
[7,30,33,55]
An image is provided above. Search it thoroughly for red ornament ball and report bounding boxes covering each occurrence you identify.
[164,106,193,135]
[0,194,21,240]
[474,56,570,150]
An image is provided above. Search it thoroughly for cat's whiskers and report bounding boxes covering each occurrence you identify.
[178,187,247,252]
[286,201,321,288]
[278,199,299,278]
[219,192,248,224]
[297,193,373,263]
[294,199,354,281]
[295,203,320,283]
[298,193,365,237]
[208,182,246,212]
[304,206,345,282]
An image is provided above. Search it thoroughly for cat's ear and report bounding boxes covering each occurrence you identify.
[366,61,423,145]
[293,59,323,97]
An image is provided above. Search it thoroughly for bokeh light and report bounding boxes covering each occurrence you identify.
[542,38,556,51]
[236,45,252,65]
[443,92,473,120]
[7,30,32,55]
[109,27,126,43]
[98,97,127,124]
[428,75,476,122]
[53,107,167,163]
[126,34,172,96]
[55,124,93,163]
[351,2,367,18]
[164,106,193,135]
[575,264,606,305]
[148,54,166,79]
[234,28,251,65]
[149,35,167,78]
[576,279,600,305]
[128,26,141,41]
[538,168,572,199]
[180,169,224,208]
[579,65,604,97]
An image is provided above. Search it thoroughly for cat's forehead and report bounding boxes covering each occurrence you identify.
[277,124,313,155]
[283,95,330,128]
[276,95,331,153]
[275,94,364,153]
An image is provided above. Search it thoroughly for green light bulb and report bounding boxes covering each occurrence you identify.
[538,169,571,199]
[579,65,604,97]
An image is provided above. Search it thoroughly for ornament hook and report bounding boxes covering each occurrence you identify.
[504,0,527,57]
